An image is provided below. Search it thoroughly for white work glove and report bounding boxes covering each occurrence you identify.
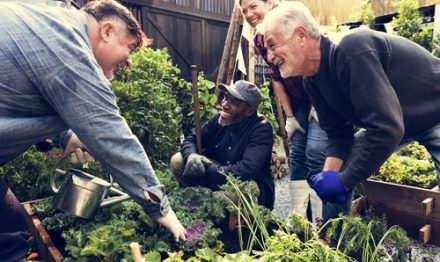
[308,107,319,122]
[63,132,94,164]
[156,209,187,242]
[183,153,211,177]
[285,116,305,138]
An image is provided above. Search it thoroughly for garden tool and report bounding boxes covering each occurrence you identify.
[288,180,310,218]
[51,157,130,219]
[191,65,202,154]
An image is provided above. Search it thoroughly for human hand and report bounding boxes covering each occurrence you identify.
[156,209,187,242]
[63,132,94,164]
[183,153,211,177]
[309,171,350,204]
[285,117,305,138]
[308,107,319,122]
[326,192,349,204]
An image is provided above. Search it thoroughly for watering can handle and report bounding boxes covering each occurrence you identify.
[51,169,67,193]
[50,154,72,193]
[100,176,130,207]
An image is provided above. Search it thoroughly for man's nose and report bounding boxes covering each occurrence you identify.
[126,56,133,67]
[221,98,230,108]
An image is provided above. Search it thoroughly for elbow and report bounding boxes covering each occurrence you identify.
[391,120,404,142]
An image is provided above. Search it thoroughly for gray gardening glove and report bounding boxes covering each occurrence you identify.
[183,153,211,177]
[285,116,305,138]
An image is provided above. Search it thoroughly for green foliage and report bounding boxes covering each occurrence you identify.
[0,147,56,201]
[373,142,437,189]
[0,147,106,201]
[59,199,158,261]
[259,80,280,142]
[194,74,218,125]
[391,0,433,51]
[321,214,409,261]
[352,0,375,28]
[177,72,217,137]
[258,230,354,262]
[112,48,185,168]
[431,33,440,57]
[157,170,227,252]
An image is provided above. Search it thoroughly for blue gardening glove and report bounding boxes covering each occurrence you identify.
[326,193,349,204]
[310,171,350,204]
[183,153,212,177]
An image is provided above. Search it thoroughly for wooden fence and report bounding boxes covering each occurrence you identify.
[299,0,440,25]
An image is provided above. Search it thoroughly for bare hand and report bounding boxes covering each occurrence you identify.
[63,132,94,164]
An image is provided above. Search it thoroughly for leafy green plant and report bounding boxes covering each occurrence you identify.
[177,72,217,137]
[320,213,409,261]
[157,170,227,252]
[112,48,185,168]
[220,174,277,253]
[431,33,440,57]
[0,147,106,201]
[390,0,433,51]
[259,80,280,142]
[373,142,437,189]
[351,0,375,28]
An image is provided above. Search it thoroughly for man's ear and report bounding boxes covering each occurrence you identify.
[99,22,114,42]
[294,26,308,45]
[244,106,257,117]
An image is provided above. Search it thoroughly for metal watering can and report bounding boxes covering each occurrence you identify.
[51,160,130,219]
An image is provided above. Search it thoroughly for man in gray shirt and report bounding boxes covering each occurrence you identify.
[0,0,185,259]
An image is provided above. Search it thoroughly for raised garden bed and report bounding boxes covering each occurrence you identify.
[23,194,376,261]
[356,179,440,245]
[22,201,63,262]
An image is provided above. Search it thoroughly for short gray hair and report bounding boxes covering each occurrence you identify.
[257,1,321,39]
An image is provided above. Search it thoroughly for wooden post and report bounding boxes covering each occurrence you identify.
[225,11,243,86]
[248,28,255,83]
[191,65,202,154]
[419,224,432,244]
[273,87,290,159]
[422,197,434,216]
[130,242,144,262]
[215,2,242,95]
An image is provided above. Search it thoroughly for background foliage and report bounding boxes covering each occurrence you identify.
[112,48,185,168]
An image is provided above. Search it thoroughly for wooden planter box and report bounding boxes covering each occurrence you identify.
[22,201,64,262]
[356,179,440,245]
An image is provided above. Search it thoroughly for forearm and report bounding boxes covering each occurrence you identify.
[42,64,170,219]
[323,156,343,172]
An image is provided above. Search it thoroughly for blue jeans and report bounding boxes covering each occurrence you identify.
[324,123,440,220]
[289,100,327,181]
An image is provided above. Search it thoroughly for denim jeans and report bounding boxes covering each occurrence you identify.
[289,100,327,181]
[324,123,440,220]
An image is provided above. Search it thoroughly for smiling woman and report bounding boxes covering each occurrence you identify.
[239,0,274,28]
[239,0,329,223]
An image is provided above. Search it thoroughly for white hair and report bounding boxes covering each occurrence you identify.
[256,1,321,38]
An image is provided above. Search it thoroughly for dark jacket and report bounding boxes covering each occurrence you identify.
[181,112,275,209]
[305,28,440,188]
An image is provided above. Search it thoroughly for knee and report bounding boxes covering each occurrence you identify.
[170,152,184,178]
[0,190,28,233]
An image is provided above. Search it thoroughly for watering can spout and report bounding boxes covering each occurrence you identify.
[100,194,131,208]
